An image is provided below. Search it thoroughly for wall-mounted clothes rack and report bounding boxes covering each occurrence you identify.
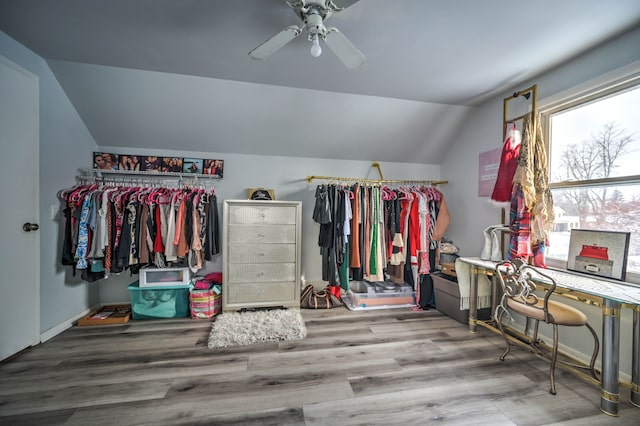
[503,84,538,137]
[499,84,539,249]
[500,83,555,266]
[305,175,448,186]
[77,168,219,188]
[57,177,221,280]
[305,162,448,186]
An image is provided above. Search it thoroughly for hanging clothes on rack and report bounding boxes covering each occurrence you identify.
[491,122,522,205]
[313,184,350,288]
[58,182,220,282]
[312,181,450,310]
[412,187,450,310]
[510,112,554,267]
[498,85,554,267]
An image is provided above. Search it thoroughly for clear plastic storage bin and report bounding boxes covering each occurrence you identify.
[128,281,191,319]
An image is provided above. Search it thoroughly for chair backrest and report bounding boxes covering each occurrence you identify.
[496,259,557,323]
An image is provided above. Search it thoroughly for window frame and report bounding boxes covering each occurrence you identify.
[538,65,640,283]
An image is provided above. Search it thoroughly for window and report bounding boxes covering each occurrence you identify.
[541,72,640,280]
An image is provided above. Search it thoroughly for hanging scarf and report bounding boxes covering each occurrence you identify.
[512,113,554,244]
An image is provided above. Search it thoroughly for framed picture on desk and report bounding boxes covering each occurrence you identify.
[567,229,630,281]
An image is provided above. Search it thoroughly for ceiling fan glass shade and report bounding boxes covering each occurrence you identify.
[310,34,322,57]
[324,28,365,69]
[249,25,302,60]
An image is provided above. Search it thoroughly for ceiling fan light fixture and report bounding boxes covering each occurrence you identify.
[310,34,322,57]
[249,0,365,69]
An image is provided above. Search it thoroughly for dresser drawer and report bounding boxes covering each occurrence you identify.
[226,282,296,305]
[228,263,295,283]
[228,244,296,263]
[228,224,296,244]
[228,205,297,225]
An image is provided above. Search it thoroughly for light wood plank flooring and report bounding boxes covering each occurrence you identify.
[0,307,638,425]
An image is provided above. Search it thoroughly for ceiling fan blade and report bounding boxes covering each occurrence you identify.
[249,25,302,60]
[327,0,361,11]
[324,27,365,69]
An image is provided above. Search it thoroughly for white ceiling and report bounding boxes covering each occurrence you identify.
[1,0,639,163]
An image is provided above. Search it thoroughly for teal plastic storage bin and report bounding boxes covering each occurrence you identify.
[128,281,191,319]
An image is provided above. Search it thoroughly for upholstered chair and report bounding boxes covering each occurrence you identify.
[495,259,599,394]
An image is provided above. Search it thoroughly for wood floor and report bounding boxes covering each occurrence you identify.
[1,306,638,425]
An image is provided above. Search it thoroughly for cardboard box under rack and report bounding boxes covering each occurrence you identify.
[78,304,131,326]
[440,262,457,277]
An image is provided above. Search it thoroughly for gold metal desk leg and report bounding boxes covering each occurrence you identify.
[631,306,640,408]
[468,267,478,333]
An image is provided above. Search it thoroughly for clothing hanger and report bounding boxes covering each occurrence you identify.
[70,184,96,205]
[397,186,412,200]
[158,188,174,204]
[134,187,152,204]
[380,185,390,201]
[58,182,83,201]
[431,187,443,202]
[342,185,355,199]
[171,189,182,204]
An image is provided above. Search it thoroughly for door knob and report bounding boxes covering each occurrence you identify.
[23,223,39,232]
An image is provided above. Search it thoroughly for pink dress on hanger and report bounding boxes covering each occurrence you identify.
[491,124,522,204]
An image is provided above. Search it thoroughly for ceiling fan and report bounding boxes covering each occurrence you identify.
[249,0,365,69]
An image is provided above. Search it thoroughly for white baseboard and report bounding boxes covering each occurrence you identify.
[39,304,100,343]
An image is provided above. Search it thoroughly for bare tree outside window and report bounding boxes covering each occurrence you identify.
[555,123,636,182]
[553,123,639,254]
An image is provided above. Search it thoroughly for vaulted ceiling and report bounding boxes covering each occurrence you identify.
[1,0,639,163]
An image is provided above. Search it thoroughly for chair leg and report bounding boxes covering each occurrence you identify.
[549,324,559,395]
[585,322,600,380]
[496,308,512,361]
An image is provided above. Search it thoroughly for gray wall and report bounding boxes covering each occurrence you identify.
[441,26,640,376]
[0,31,99,338]
[95,147,441,303]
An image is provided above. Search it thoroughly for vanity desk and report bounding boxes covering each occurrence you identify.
[458,256,640,416]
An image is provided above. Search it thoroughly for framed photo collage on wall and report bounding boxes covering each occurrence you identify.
[93,152,224,178]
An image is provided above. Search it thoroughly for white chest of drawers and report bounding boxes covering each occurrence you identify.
[222,200,302,312]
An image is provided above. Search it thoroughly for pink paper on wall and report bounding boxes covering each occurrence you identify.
[478,147,502,197]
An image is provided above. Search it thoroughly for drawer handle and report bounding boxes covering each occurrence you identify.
[261,213,266,217]
[258,252,266,257]
[257,233,266,238]
[257,271,265,277]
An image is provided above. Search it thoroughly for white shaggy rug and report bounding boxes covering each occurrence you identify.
[207,309,307,349]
